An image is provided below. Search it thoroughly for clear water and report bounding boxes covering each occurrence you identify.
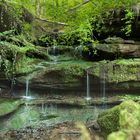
[85,71,91,101]
[0,101,108,131]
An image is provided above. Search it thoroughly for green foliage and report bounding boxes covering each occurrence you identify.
[121,9,134,36]
[119,95,140,101]
[0,41,18,78]
[15,56,35,74]
[7,0,140,45]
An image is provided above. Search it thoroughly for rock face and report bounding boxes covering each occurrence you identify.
[0,2,21,33]
[16,60,88,89]
[89,59,140,83]
[96,43,140,59]
[16,58,140,92]
[97,100,140,135]
[0,1,34,35]
[93,4,140,39]
[83,37,140,60]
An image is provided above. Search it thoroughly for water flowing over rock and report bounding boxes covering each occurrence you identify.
[16,58,140,93]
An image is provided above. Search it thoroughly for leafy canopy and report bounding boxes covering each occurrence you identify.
[5,0,140,43]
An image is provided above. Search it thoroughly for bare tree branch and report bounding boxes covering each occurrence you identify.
[35,17,69,26]
[65,0,91,12]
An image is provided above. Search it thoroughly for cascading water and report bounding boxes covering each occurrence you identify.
[100,66,107,107]
[52,45,56,55]
[23,79,33,100]
[41,102,46,113]
[102,71,106,99]
[50,38,58,63]
[25,79,29,97]
[85,70,91,101]
[25,103,31,125]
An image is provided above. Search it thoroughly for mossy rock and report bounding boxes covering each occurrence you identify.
[108,128,140,140]
[0,1,21,33]
[89,58,140,84]
[0,99,22,117]
[107,131,127,140]
[26,49,49,60]
[97,100,140,135]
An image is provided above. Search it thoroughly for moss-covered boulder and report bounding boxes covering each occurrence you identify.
[0,99,22,117]
[97,100,140,135]
[107,131,127,140]
[0,1,21,33]
[108,128,140,140]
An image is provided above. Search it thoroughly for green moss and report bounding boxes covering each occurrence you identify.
[108,131,127,140]
[89,59,140,83]
[97,100,140,135]
[119,101,140,130]
[0,36,49,76]
[9,108,39,129]
[48,60,93,83]
[119,94,140,101]
[15,56,37,75]
[97,105,120,134]
[0,99,22,117]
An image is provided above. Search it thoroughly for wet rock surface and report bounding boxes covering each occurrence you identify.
[15,58,140,92]
[0,122,101,140]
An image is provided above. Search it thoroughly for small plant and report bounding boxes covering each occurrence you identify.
[121,9,134,36]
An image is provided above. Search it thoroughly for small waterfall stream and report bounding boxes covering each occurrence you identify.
[23,79,34,100]
[52,45,57,63]
[41,102,46,113]
[102,71,106,100]
[52,45,56,55]
[85,70,91,101]
[100,66,107,107]
[25,79,29,97]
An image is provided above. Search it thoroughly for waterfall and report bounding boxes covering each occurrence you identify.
[102,71,106,99]
[87,71,90,98]
[23,79,33,100]
[85,70,91,101]
[41,102,45,113]
[52,45,57,63]
[25,79,29,97]
[25,103,31,125]
[100,66,106,107]
[52,45,56,56]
